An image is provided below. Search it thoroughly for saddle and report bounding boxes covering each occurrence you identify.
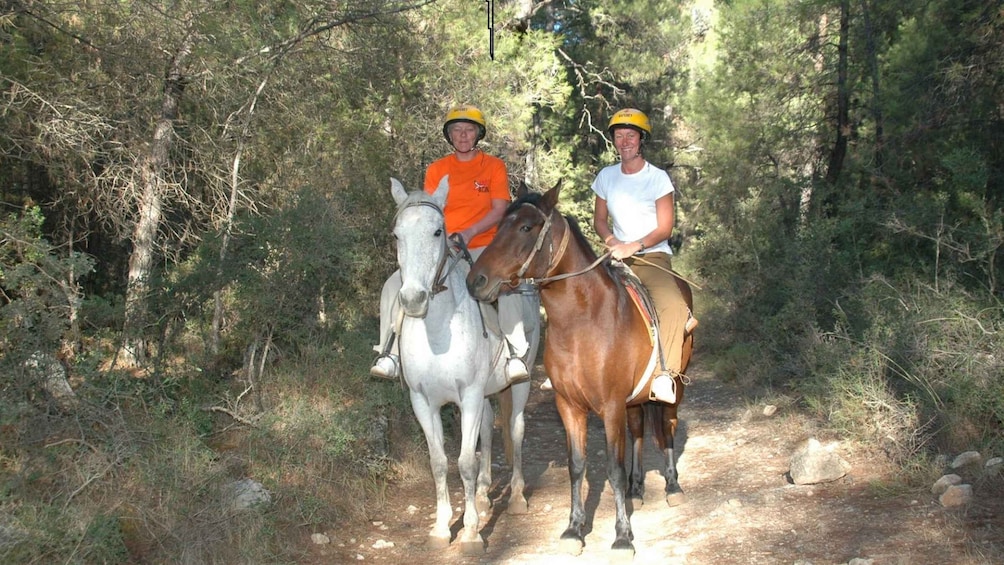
[610,261,659,346]
[610,261,669,403]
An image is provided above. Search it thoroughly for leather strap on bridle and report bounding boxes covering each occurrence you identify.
[395,199,458,295]
[518,207,609,287]
[515,203,553,279]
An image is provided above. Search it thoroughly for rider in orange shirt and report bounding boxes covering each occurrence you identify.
[371,105,536,384]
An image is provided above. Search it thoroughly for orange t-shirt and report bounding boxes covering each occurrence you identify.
[424,151,511,249]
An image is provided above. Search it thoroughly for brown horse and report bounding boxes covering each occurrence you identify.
[466,182,694,556]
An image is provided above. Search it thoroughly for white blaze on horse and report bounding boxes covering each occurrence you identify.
[387,176,538,554]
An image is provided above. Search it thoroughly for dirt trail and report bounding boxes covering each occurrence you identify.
[313,365,1002,564]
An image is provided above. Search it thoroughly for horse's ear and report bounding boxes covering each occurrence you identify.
[516,180,530,199]
[391,177,408,205]
[540,179,562,212]
[430,174,449,208]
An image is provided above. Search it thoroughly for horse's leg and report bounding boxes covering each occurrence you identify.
[626,404,646,502]
[475,397,494,516]
[456,395,487,555]
[409,391,452,548]
[658,388,686,506]
[507,299,537,516]
[602,405,635,555]
[506,382,530,514]
[555,395,588,555]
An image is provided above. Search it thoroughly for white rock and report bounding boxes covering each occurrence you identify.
[763,404,778,416]
[311,533,330,545]
[225,479,272,511]
[931,474,962,495]
[371,539,395,549]
[789,438,850,485]
[939,484,973,507]
[950,451,981,469]
[406,505,419,514]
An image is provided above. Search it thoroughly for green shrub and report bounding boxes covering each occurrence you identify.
[800,276,1003,462]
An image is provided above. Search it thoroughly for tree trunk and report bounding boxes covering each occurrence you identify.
[862,0,885,173]
[824,0,850,188]
[212,76,269,355]
[117,32,193,368]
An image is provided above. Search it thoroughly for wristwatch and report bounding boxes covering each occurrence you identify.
[636,240,646,252]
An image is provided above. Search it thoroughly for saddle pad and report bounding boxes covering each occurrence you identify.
[612,262,662,403]
[617,268,657,347]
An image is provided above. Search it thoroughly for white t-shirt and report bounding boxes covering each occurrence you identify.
[591,161,675,255]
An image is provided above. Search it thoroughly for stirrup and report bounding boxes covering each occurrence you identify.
[370,354,400,380]
[505,357,530,384]
[685,315,699,334]
[649,372,677,404]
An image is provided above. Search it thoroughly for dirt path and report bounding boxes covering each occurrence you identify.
[312,366,1002,564]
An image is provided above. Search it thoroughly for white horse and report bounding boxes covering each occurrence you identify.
[387,176,537,554]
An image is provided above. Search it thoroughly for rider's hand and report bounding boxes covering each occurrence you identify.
[607,238,642,260]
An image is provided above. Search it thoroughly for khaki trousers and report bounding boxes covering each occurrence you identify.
[623,252,689,373]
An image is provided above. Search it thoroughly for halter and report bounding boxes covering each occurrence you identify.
[395,199,467,295]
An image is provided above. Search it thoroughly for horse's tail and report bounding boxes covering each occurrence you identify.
[500,386,515,466]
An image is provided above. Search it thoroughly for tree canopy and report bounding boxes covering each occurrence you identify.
[1,0,1001,561]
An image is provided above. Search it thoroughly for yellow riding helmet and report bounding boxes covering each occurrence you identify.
[443,105,487,144]
[608,108,652,140]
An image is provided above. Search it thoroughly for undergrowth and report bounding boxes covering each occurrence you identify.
[0,332,421,564]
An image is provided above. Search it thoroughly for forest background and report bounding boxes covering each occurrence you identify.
[1,0,1002,562]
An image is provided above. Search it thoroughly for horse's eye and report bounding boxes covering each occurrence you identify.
[434,228,443,237]
[519,224,534,233]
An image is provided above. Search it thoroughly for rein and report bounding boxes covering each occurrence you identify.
[625,255,704,291]
[509,202,702,291]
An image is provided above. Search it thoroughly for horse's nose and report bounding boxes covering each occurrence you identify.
[399,288,429,317]
[467,273,486,297]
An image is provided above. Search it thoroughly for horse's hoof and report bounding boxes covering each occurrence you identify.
[666,491,687,507]
[507,496,529,515]
[460,537,485,555]
[427,534,451,549]
[558,537,584,556]
[608,543,636,564]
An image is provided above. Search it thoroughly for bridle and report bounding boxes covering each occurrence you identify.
[513,203,610,288]
[512,202,702,291]
[395,199,468,295]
